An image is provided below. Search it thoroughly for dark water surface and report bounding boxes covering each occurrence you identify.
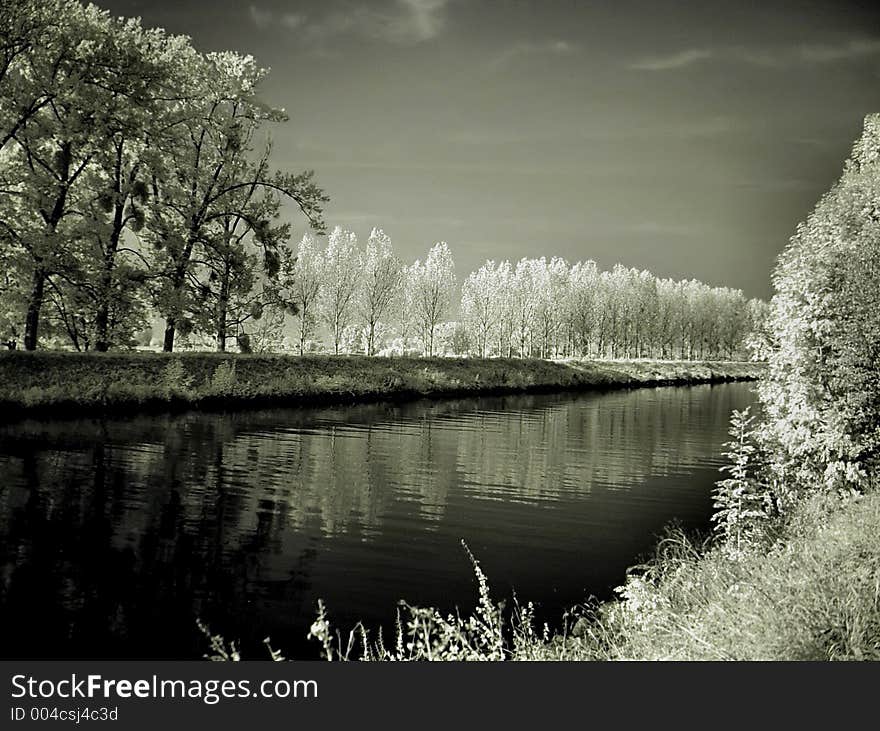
[0,382,755,659]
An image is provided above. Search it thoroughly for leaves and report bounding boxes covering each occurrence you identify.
[758,113,880,494]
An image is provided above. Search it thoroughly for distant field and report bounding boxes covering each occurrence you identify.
[0,351,765,419]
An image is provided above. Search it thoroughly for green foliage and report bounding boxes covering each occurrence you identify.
[581,492,880,660]
[0,0,327,353]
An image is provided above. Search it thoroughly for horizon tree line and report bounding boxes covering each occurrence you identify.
[5,208,766,360]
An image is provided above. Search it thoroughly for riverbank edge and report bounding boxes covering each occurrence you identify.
[0,352,764,421]
[518,487,880,660]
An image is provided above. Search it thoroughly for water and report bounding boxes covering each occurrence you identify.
[0,381,755,659]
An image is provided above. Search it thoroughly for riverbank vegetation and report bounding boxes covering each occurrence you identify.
[0,351,762,418]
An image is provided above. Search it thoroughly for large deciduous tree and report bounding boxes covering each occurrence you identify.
[147,51,326,352]
[318,226,362,355]
[359,228,402,356]
[407,242,456,357]
[0,1,118,350]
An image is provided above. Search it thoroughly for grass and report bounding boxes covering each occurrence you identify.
[569,489,880,661]
[0,351,763,419]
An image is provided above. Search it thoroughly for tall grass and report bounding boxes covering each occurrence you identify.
[580,491,880,660]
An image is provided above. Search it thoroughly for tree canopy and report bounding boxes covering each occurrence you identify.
[0,0,327,351]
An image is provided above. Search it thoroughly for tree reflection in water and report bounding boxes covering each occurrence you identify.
[0,383,755,658]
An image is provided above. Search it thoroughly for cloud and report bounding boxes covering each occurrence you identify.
[249,5,273,29]
[737,38,880,67]
[630,38,880,71]
[248,1,450,45]
[628,49,712,71]
[488,40,577,72]
[280,13,306,31]
[249,5,305,31]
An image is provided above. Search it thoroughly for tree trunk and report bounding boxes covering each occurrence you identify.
[367,321,376,356]
[94,302,110,352]
[94,246,117,352]
[95,147,129,353]
[163,318,176,352]
[23,267,45,351]
[216,272,229,352]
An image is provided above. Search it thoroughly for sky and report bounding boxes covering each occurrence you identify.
[97,0,880,299]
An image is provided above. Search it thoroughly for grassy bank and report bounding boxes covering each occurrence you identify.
[519,489,880,661]
[0,351,763,419]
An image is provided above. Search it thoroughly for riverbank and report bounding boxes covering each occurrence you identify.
[0,352,763,420]
[516,488,880,660]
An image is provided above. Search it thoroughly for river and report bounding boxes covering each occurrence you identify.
[0,381,755,658]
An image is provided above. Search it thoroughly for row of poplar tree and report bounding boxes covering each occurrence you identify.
[262,227,765,360]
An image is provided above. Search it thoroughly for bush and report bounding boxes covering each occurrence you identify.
[161,358,191,398]
[759,113,880,495]
[590,492,880,660]
[711,408,776,554]
[209,360,237,395]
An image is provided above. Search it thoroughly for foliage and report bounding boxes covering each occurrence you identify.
[406,242,457,357]
[317,227,362,354]
[711,408,775,554]
[581,492,880,660]
[304,541,507,661]
[209,360,237,394]
[0,0,326,353]
[161,358,192,398]
[359,228,403,356]
[286,233,323,355]
[758,113,880,495]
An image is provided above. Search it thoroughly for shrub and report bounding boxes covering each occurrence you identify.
[759,113,880,494]
[161,358,191,398]
[209,360,237,395]
[711,408,776,554]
